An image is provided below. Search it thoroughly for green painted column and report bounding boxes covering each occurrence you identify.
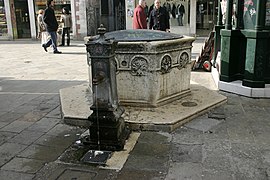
[217,0,223,26]
[212,0,224,67]
[225,0,233,30]
[220,0,246,82]
[242,0,269,88]
[220,30,246,82]
[255,0,266,30]
[235,0,244,29]
[242,31,269,88]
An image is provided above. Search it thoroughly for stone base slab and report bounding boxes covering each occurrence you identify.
[60,83,227,132]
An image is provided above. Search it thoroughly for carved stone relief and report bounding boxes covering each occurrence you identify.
[161,55,172,74]
[131,57,149,76]
[178,52,189,69]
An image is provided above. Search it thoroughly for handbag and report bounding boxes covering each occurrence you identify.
[40,23,46,32]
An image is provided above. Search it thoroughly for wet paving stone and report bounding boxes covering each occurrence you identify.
[171,144,202,163]
[1,157,45,174]
[0,170,35,180]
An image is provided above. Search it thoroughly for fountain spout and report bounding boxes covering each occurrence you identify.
[85,25,130,151]
[92,71,105,85]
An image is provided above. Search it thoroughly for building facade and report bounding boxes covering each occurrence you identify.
[0,0,218,40]
[0,0,79,40]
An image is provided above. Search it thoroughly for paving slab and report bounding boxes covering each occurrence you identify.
[18,144,65,162]
[165,162,203,180]
[0,142,27,158]
[0,131,17,143]
[1,157,45,174]
[1,120,34,133]
[171,144,202,163]
[7,130,44,145]
[56,168,97,180]
[117,169,166,180]
[0,112,24,123]
[171,127,203,145]
[202,170,235,180]
[184,116,222,132]
[0,170,35,180]
[25,117,59,133]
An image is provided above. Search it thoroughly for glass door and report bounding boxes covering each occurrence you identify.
[196,0,218,30]
[14,0,31,38]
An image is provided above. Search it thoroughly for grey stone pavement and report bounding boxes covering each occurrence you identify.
[0,39,270,180]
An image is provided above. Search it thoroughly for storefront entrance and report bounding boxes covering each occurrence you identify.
[196,0,218,35]
[14,0,31,38]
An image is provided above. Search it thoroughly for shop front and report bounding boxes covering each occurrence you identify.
[0,0,12,39]
[34,0,71,39]
[125,0,195,35]
[14,0,31,38]
[126,0,218,36]
[196,0,218,32]
[0,0,8,38]
[1,0,71,40]
[34,0,71,23]
[1,0,219,40]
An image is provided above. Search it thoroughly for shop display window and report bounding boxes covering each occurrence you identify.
[0,0,8,37]
[34,0,71,23]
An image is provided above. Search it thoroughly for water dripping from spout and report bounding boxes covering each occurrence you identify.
[95,85,101,150]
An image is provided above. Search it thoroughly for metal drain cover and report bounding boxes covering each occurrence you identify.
[81,150,112,165]
[181,101,198,107]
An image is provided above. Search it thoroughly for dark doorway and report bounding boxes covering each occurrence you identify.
[114,0,125,30]
[14,0,31,38]
[86,0,125,35]
[196,0,218,36]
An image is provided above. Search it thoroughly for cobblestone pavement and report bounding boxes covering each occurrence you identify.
[0,40,270,180]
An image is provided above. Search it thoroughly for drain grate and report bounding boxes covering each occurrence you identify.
[181,101,198,107]
[81,150,112,165]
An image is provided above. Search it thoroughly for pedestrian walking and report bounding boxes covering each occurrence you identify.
[60,7,72,46]
[42,0,62,54]
[37,9,48,44]
[133,0,147,29]
[149,0,170,32]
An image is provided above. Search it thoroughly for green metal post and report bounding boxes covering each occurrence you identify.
[255,0,266,30]
[220,0,246,82]
[212,0,225,67]
[243,0,268,88]
[235,0,244,29]
[217,0,223,26]
[225,0,233,30]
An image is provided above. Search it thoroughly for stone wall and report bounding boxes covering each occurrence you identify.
[71,0,87,40]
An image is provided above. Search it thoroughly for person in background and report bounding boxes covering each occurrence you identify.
[37,9,48,44]
[42,0,62,54]
[149,0,170,32]
[60,7,72,46]
[133,0,147,29]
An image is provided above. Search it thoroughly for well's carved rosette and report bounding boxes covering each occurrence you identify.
[161,55,172,74]
[131,57,148,76]
[178,52,189,69]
